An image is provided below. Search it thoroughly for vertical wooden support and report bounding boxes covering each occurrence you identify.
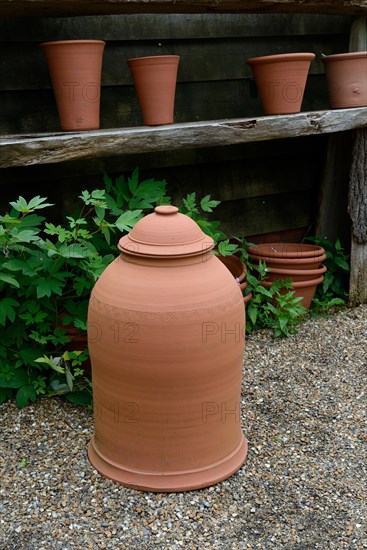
[348,17,367,306]
[315,132,353,246]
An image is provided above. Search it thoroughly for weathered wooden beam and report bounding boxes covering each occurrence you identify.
[1,109,366,168]
[348,16,367,306]
[0,0,366,17]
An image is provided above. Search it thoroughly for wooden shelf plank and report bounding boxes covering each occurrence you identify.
[1,108,366,168]
[0,0,366,17]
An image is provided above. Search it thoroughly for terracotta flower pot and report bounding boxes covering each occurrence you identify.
[88,205,247,492]
[249,242,326,270]
[217,254,246,282]
[321,52,367,109]
[248,242,325,259]
[264,263,327,283]
[217,254,249,293]
[127,55,180,126]
[243,292,253,307]
[262,274,324,308]
[250,252,326,271]
[247,52,315,115]
[41,40,105,131]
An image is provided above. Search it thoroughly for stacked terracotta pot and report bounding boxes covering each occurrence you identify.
[248,242,326,308]
[217,254,252,306]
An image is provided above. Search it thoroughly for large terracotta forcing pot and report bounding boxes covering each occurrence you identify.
[87,206,247,492]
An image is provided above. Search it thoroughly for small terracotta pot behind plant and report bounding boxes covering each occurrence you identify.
[247,52,315,115]
[217,254,251,304]
[41,40,106,131]
[321,52,367,108]
[127,55,180,125]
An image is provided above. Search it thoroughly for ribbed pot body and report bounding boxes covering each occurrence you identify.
[247,53,315,114]
[322,52,367,108]
[88,252,247,491]
[41,40,105,131]
[127,55,180,125]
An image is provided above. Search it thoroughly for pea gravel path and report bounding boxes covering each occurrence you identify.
[1,305,366,549]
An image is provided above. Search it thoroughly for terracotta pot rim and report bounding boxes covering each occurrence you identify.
[41,40,106,47]
[250,252,326,266]
[322,51,367,62]
[266,264,327,277]
[127,55,180,63]
[216,254,247,282]
[247,52,315,65]
[248,242,325,258]
[243,292,253,305]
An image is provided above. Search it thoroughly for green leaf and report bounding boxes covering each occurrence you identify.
[0,297,19,325]
[182,192,198,214]
[0,368,29,389]
[217,240,239,256]
[115,210,143,233]
[50,378,70,393]
[246,303,258,325]
[0,387,13,405]
[334,256,350,272]
[27,196,54,211]
[64,365,74,392]
[200,195,221,212]
[0,273,20,288]
[44,223,70,243]
[65,389,92,405]
[14,229,39,243]
[1,259,26,272]
[35,277,64,298]
[128,167,139,195]
[10,195,54,214]
[16,385,37,408]
[35,355,64,374]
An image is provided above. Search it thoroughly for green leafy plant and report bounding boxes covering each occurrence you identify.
[305,236,350,311]
[244,262,307,337]
[179,192,226,244]
[0,169,169,408]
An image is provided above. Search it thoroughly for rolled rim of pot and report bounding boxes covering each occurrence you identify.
[247,242,325,259]
[247,52,315,65]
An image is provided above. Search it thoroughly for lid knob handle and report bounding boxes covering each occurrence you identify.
[155,205,179,215]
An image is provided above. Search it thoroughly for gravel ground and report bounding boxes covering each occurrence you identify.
[1,305,366,549]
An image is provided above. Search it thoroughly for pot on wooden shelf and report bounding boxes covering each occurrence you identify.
[246,52,315,115]
[321,52,367,109]
[127,55,180,126]
[41,39,106,131]
[88,205,247,492]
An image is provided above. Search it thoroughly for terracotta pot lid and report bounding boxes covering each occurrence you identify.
[118,205,214,257]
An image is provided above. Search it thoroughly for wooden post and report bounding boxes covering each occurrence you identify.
[348,17,367,306]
